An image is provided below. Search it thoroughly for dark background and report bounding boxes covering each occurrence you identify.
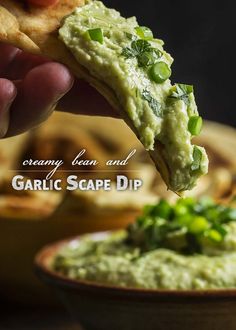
[104,0,235,127]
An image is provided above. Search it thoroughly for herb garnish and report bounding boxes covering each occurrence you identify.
[168,83,193,106]
[127,197,236,254]
[122,39,162,67]
[141,89,162,116]
[122,39,150,58]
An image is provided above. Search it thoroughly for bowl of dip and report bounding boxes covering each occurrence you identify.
[35,198,236,330]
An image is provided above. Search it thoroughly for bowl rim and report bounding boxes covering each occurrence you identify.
[35,231,236,300]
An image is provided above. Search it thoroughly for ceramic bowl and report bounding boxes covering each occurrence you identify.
[35,233,236,330]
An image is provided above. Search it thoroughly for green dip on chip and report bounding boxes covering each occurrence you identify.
[59,1,208,192]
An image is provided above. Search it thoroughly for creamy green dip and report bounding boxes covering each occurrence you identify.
[53,198,236,289]
[53,225,236,290]
[59,1,208,192]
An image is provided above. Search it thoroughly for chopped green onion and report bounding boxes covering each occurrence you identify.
[137,49,162,67]
[188,216,209,234]
[179,84,193,94]
[137,50,159,67]
[138,52,154,67]
[125,32,137,41]
[178,197,195,208]
[151,199,172,218]
[188,116,203,136]
[212,223,228,237]
[204,208,220,222]
[174,204,188,217]
[135,26,153,40]
[170,84,193,96]
[88,28,103,44]
[191,146,202,171]
[169,84,193,106]
[205,229,223,243]
[149,61,171,83]
[176,214,192,227]
[143,205,154,216]
[127,197,236,254]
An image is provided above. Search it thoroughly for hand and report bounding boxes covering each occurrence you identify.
[0,0,117,138]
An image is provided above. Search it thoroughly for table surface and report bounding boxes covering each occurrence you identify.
[0,302,82,330]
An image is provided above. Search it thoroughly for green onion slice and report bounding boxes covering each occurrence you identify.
[135,26,153,40]
[188,116,203,136]
[88,28,103,44]
[149,61,171,83]
[188,216,209,234]
[169,84,193,106]
[191,146,202,171]
[204,229,223,243]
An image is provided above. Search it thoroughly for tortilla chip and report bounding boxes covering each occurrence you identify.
[0,0,81,54]
[0,0,173,190]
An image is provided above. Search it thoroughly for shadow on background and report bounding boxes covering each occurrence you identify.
[104,0,235,126]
